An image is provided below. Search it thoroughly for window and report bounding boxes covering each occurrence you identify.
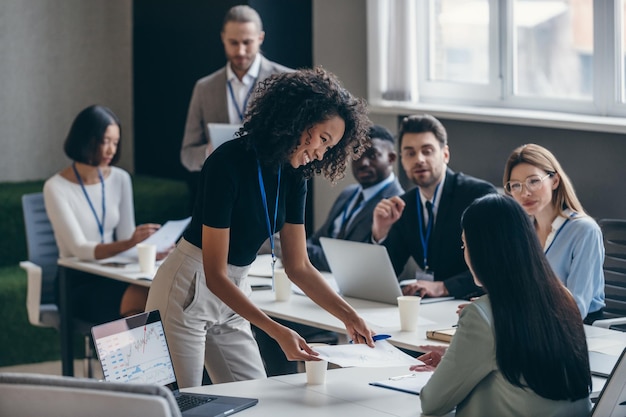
[367,0,626,118]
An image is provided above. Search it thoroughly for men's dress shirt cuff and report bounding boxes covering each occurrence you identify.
[371,235,387,245]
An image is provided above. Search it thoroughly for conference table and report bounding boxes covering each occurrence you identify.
[57,257,626,390]
[184,365,452,417]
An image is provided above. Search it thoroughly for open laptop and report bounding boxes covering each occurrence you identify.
[319,237,404,304]
[91,310,258,417]
[591,347,626,416]
[207,123,241,150]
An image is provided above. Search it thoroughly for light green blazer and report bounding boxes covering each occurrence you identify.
[420,295,591,417]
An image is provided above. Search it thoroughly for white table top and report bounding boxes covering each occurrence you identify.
[184,365,446,417]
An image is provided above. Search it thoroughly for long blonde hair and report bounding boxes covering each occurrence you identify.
[503,144,587,216]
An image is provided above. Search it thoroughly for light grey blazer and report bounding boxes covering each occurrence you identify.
[180,55,292,172]
[420,295,591,417]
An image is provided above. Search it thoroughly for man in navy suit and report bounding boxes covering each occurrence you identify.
[307,124,404,271]
[372,114,497,300]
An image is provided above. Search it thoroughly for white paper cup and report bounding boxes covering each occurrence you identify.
[397,295,421,331]
[273,269,292,301]
[305,359,328,385]
[136,243,157,275]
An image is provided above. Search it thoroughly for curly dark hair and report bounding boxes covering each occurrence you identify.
[241,66,371,182]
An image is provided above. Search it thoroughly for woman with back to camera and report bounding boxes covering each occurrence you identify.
[503,143,605,323]
[44,105,164,323]
[413,194,591,417]
[146,67,375,388]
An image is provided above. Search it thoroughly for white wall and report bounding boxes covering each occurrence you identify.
[312,0,397,229]
[0,0,133,182]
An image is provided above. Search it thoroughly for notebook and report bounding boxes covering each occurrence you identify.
[319,237,404,304]
[207,123,241,150]
[590,350,620,378]
[592,347,626,416]
[91,310,258,417]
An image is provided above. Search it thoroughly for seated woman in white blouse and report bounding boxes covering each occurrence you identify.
[413,194,591,417]
[44,105,165,323]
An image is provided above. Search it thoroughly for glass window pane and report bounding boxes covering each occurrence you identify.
[429,0,490,84]
[513,0,592,99]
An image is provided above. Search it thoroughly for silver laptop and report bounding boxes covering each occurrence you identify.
[91,310,258,417]
[319,237,403,304]
[592,347,626,416]
[207,123,241,150]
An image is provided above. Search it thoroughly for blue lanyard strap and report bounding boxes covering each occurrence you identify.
[416,183,440,272]
[72,162,105,243]
[257,160,282,277]
[227,78,257,122]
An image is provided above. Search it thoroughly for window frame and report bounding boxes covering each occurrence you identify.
[366,0,626,131]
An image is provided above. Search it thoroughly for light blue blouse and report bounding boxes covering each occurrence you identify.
[544,212,605,318]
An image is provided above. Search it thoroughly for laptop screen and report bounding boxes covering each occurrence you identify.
[592,347,626,416]
[92,310,177,390]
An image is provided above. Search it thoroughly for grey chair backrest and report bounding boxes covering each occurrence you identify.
[0,372,182,417]
[599,219,626,319]
[599,219,626,259]
[22,192,58,304]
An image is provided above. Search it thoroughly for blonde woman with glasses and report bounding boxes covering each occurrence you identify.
[503,143,605,324]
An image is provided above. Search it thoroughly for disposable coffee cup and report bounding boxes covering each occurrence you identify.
[305,360,328,385]
[397,295,421,331]
[273,269,292,301]
[136,243,157,275]
[305,343,329,385]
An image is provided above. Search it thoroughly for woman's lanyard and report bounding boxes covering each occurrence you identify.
[227,78,256,122]
[340,181,394,230]
[72,162,105,243]
[416,183,440,272]
[257,160,282,281]
[544,212,576,254]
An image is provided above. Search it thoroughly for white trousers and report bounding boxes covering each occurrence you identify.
[146,238,267,388]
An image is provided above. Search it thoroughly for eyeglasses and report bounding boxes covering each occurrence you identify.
[505,173,554,195]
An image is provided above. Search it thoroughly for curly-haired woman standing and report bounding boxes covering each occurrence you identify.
[146,67,375,387]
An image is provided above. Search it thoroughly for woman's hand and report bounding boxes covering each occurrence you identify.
[131,223,161,245]
[273,325,323,362]
[410,345,447,372]
[344,314,375,347]
[156,244,175,261]
[456,297,480,315]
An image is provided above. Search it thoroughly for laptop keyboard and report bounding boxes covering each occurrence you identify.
[176,394,216,412]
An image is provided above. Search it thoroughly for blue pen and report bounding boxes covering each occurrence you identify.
[351,334,392,343]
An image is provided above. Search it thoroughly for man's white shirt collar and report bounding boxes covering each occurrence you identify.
[226,53,262,85]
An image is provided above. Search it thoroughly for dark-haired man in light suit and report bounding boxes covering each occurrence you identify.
[372,114,497,300]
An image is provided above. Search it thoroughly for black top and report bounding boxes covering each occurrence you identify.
[184,137,306,266]
[383,167,498,299]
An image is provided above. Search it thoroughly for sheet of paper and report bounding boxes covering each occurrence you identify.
[369,371,433,395]
[312,339,424,367]
[114,217,191,261]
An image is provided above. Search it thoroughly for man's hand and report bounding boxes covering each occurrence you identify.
[402,280,448,298]
[372,196,406,241]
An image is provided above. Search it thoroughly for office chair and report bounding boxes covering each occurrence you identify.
[19,192,96,377]
[0,372,181,417]
[593,219,626,330]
